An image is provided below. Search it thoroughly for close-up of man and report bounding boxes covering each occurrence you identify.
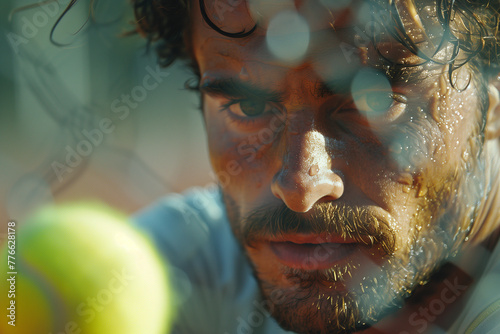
[130,0,500,333]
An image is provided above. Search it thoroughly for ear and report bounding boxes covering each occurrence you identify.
[486,82,500,140]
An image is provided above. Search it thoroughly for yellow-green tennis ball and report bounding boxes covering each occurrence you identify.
[1,202,173,334]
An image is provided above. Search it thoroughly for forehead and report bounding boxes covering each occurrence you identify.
[191,0,440,76]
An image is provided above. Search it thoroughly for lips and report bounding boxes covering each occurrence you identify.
[268,234,360,270]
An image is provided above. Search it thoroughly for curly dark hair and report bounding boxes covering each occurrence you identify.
[129,0,500,81]
[132,0,193,67]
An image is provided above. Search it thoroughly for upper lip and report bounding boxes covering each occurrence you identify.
[267,233,360,245]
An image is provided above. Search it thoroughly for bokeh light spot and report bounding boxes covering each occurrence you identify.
[351,68,392,118]
[266,10,310,63]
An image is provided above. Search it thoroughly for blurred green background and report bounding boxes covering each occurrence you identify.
[0,0,212,237]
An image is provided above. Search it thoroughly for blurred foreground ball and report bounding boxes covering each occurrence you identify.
[1,202,173,334]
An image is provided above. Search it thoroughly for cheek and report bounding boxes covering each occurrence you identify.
[377,82,479,195]
[430,77,482,160]
[342,115,445,241]
[204,105,277,208]
[382,81,482,244]
[205,116,246,187]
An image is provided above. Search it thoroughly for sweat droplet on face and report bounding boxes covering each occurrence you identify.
[309,164,319,176]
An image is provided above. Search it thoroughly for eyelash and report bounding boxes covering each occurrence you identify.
[218,98,276,128]
[220,98,244,111]
[346,92,408,118]
[220,101,251,128]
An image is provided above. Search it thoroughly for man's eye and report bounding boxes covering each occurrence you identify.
[356,92,392,113]
[223,99,274,117]
[353,91,408,122]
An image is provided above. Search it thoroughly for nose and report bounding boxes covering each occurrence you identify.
[271,124,344,213]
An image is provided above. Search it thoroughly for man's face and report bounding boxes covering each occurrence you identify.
[192,1,487,332]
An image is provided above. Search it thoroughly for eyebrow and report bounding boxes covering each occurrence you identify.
[199,78,283,102]
[369,51,445,86]
[313,63,431,98]
[383,64,432,85]
[199,64,432,104]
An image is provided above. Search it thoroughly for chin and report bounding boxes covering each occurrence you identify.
[252,256,410,334]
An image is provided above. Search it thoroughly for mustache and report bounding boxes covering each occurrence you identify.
[242,203,396,255]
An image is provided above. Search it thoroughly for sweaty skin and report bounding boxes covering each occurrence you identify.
[190,1,500,333]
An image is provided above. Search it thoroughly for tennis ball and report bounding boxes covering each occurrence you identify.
[0,202,173,334]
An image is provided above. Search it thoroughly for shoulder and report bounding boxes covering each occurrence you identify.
[133,186,229,266]
[134,185,225,229]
